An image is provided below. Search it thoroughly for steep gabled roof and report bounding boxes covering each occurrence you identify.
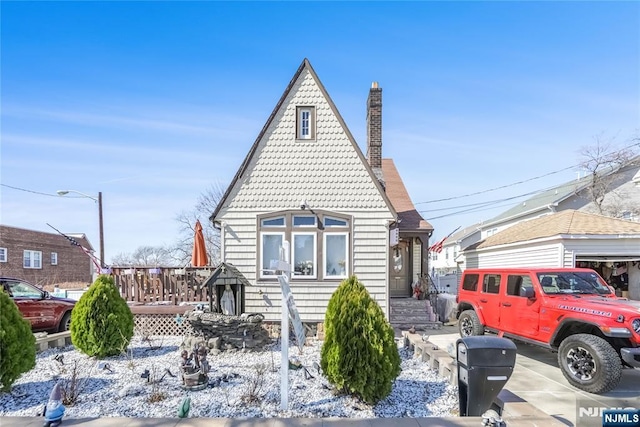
[381,159,432,232]
[471,210,640,249]
[211,58,396,221]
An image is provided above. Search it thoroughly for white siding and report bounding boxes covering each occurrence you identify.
[216,66,394,322]
[221,209,390,322]
[467,243,562,269]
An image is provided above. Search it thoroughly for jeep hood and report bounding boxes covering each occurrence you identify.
[555,296,640,318]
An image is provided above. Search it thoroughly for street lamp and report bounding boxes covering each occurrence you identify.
[57,190,104,269]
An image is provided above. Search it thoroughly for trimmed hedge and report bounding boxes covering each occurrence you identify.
[71,275,134,358]
[320,276,401,404]
[0,289,36,391]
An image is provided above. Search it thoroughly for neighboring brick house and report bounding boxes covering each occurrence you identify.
[209,59,433,323]
[0,225,94,287]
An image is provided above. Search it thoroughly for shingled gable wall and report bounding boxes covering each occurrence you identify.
[214,60,396,322]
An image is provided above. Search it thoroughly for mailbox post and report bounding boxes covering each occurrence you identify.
[457,336,516,417]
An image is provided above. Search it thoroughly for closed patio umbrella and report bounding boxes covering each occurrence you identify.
[191,220,209,267]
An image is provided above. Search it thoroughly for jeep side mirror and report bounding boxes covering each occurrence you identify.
[519,287,535,299]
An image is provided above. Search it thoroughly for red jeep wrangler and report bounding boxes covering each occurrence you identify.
[456,268,640,394]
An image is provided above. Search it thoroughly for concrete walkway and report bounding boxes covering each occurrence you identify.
[0,415,560,426]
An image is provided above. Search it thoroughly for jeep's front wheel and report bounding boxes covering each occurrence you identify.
[557,334,622,394]
[458,310,484,337]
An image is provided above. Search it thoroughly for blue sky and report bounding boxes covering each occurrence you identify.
[1,1,639,263]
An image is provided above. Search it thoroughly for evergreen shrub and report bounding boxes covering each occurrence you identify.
[320,275,401,404]
[0,289,36,391]
[71,275,134,358]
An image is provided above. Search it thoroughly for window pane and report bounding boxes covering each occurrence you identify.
[483,274,501,294]
[262,234,283,275]
[23,251,31,268]
[34,251,41,268]
[293,216,316,227]
[325,234,346,277]
[324,217,347,227]
[293,234,315,276]
[462,274,478,291]
[262,217,285,227]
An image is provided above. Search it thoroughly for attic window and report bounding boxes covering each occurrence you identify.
[296,106,315,140]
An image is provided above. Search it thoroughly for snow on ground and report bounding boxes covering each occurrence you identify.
[0,336,457,419]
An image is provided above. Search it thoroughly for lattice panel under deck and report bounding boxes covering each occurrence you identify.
[133,314,193,337]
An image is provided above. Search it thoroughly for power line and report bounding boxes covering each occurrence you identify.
[1,184,60,197]
[0,184,86,198]
[415,165,576,205]
[415,141,640,205]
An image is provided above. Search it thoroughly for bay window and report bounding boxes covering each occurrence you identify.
[258,211,351,281]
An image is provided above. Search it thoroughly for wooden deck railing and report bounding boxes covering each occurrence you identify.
[111,266,216,305]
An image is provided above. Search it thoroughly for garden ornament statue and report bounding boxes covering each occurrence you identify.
[180,344,210,390]
[221,284,235,315]
[42,381,65,427]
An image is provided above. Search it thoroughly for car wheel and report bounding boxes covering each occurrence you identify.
[557,334,622,394]
[58,312,72,332]
[458,310,484,337]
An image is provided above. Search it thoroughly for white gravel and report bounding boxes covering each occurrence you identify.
[0,336,458,419]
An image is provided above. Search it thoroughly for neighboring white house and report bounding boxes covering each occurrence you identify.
[478,157,640,239]
[429,223,481,276]
[463,210,640,300]
[210,59,432,323]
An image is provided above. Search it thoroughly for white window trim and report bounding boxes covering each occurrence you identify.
[51,252,58,265]
[260,232,285,279]
[291,232,317,279]
[0,247,6,262]
[23,250,42,269]
[296,106,315,140]
[324,232,349,279]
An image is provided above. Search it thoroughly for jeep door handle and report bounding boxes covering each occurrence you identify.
[480,299,488,303]
[502,302,512,307]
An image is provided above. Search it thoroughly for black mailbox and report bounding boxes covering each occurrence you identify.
[457,336,517,417]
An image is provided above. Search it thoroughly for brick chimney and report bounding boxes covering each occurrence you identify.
[366,82,382,169]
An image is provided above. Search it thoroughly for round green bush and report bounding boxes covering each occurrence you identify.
[320,275,401,404]
[0,289,36,392]
[71,275,134,358]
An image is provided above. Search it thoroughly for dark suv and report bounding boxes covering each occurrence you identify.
[1,277,76,333]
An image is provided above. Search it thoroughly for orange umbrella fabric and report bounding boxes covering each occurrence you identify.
[191,220,209,267]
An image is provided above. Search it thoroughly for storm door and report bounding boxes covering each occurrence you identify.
[390,240,411,297]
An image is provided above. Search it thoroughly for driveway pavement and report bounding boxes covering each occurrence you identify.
[423,325,640,427]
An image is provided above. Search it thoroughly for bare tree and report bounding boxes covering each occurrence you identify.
[578,135,639,215]
[171,182,226,266]
[111,245,174,267]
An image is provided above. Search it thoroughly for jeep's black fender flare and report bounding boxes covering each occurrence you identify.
[456,301,487,325]
[549,317,611,349]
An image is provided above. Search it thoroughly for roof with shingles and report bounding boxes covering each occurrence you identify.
[472,210,640,249]
[484,177,591,225]
[211,58,396,220]
[381,159,433,232]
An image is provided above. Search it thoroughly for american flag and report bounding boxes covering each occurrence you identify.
[428,226,461,253]
[47,223,102,271]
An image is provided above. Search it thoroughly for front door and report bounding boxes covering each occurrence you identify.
[390,240,410,297]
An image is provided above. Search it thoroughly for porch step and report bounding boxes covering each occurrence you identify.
[389,297,439,331]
